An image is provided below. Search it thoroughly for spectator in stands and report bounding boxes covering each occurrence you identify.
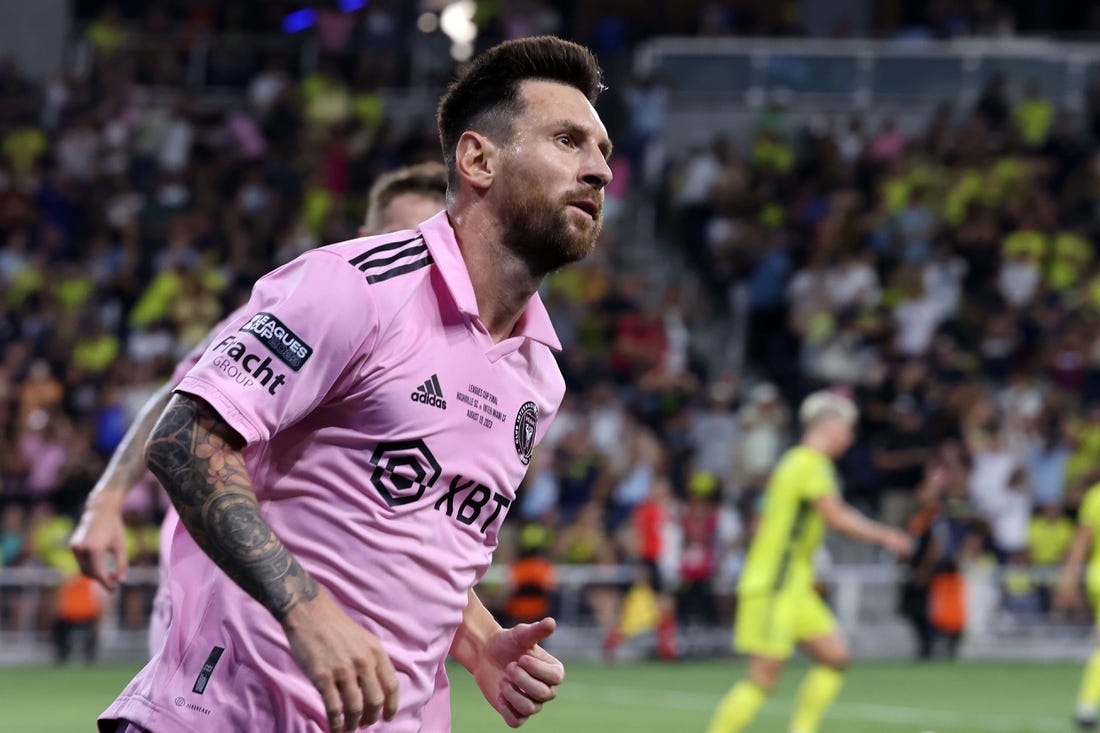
[0,503,25,566]
[873,392,931,526]
[900,466,949,659]
[1013,78,1055,150]
[1029,501,1074,612]
[737,383,789,495]
[976,72,1012,138]
[688,376,742,496]
[622,71,667,187]
[677,471,722,628]
[505,525,558,626]
[1026,405,1072,509]
[604,473,678,661]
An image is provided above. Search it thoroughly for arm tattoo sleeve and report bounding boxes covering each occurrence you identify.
[146,394,318,619]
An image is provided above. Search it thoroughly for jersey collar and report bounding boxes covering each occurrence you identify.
[419,210,562,352]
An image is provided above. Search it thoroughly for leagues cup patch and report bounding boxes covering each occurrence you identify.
[239,312,313,371]
[513,401,539,465]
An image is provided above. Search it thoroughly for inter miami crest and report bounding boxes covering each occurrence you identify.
[513,401,539,465]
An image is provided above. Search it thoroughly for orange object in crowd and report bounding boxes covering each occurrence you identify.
[929,572,966,634]
[57,575,103,623]
[507,556,557,623]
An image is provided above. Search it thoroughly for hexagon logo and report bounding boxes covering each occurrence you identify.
[369,439,442,506]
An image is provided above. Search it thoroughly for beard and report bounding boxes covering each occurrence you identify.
[498,181,602,276]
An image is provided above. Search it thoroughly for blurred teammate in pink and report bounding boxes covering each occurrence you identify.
[97,36,612,733]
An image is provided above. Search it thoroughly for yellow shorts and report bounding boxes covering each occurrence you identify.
[734,586,839,660]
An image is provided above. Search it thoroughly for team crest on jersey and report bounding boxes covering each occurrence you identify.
[513,401,538,465]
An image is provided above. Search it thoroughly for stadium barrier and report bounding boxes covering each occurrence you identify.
[0,562,1092,664]
[633,36,1100,155]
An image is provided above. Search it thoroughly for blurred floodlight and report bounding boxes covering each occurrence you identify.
[417,12,439,33]
[451,41,474,62]
[440,0,477,44]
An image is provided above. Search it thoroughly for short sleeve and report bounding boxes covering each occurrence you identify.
[175,250,377,444]
[801,452,838,502]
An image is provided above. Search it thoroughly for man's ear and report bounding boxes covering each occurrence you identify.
[455,131,496,191]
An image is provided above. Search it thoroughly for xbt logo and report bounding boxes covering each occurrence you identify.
[369,440,511,535]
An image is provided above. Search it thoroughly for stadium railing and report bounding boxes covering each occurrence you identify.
[636,36,1100,110]
[633,36,1100,156]
[0,562,1091,664]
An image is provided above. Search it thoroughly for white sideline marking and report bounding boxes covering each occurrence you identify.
[565,683,1066,732]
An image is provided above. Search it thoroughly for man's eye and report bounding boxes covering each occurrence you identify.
[557,135,574,147]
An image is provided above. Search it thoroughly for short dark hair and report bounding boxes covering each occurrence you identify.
[436,36,604,185]
[364,161,448,233]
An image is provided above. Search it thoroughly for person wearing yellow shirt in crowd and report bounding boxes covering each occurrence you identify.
[1048,222,1093,295]
[1013,79,1055,149]
[1056,481,1100,729]
[1002,212,1048,265]
[2,123,47,174]
[85,4,128,58]
[1030,502,1075,612]
[751,128,794,177]
[706,390,912,733]
[1032,503,1076,568]
[31,506,104,663]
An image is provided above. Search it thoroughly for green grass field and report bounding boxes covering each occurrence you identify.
[0,658,1082,732]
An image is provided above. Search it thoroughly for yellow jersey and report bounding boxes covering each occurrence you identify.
[738,445,838,595]
[1079,483,1100,593]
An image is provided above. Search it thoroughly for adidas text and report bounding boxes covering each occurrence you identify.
[410,375,447,410]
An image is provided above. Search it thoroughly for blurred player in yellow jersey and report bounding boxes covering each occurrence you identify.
[706,390,912,733]
[1056,480,1100,729]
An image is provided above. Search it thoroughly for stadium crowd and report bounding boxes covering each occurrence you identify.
[2,1,1100,662]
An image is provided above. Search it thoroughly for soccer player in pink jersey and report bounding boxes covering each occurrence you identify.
[97,35,612,733]
[71,163,448,655]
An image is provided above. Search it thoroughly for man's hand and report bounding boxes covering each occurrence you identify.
[70,493,129,591]
[472,617,564,728]
[879,528,914,558]
[1054,580,1085,615]
[282,589,400,732]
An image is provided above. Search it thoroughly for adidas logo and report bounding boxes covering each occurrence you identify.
[410,374,447,410]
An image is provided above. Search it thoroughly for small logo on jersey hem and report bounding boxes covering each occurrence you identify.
[514,401,538,465]
[411,374,447,410]
[192,645,224,694]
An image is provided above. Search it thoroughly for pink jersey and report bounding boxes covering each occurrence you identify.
[101,211,565,733]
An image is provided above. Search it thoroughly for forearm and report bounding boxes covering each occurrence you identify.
[450,589,502,673]
[831,504,893,546]
[1059,530,1091,590]
[88,382,174,503]
[145,394,318,620]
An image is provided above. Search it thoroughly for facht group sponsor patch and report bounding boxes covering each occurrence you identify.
[238,312,313,371]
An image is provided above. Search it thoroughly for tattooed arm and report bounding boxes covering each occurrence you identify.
[146,393,399,731]
[71,381,174,590]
